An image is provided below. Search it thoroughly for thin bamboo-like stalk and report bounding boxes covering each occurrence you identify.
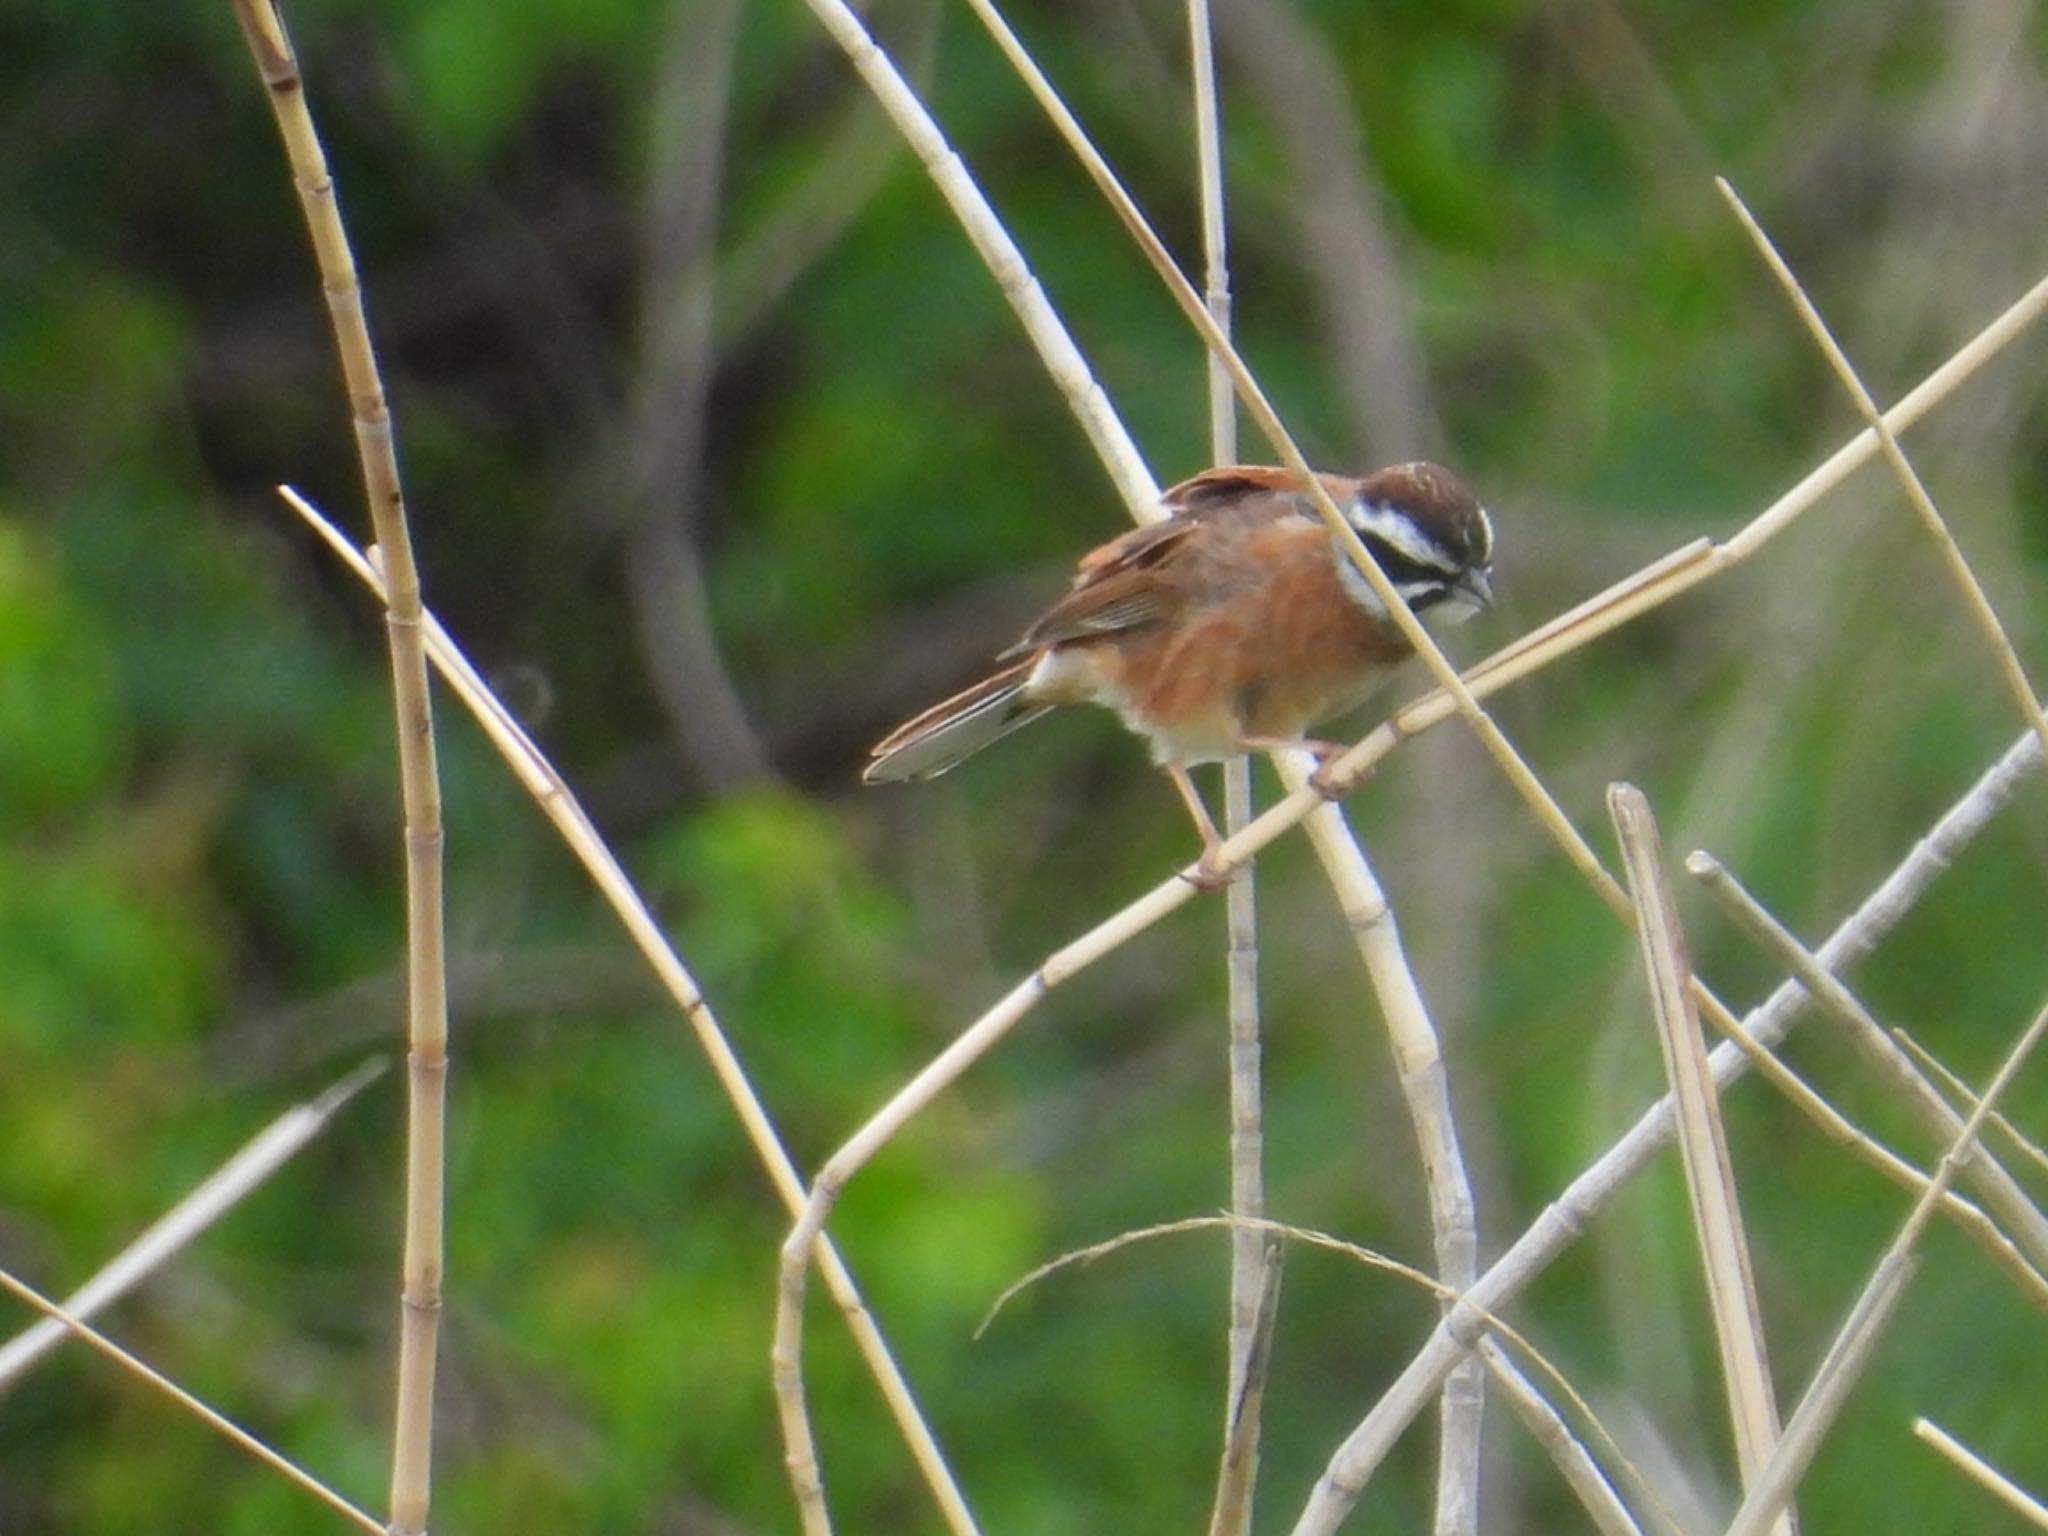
[224,9,449,1533]
[1210,0,1430,464]
[0,1060,384,1392]
[281,491,980,1536]
[1212,748,1274,1536]
[1610,786,1790,1536]
[1687,855,2048,1272]
[1718,180,2048,771]
[1915,1418,2048,1532]
[0,1265,383,1534]
[1185,6,1279,1533]
[1283,775,1486,1536]
[775,880,1200,1529]
[1724,996,2048,1536]
[1285,727,2043,1536]
[1189,0,1233,461]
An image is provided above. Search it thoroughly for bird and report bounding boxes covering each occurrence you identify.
[863,461,1495,877]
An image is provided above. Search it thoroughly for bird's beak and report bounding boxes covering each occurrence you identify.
[1458,567,1495,612]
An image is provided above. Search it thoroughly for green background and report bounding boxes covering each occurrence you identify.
[3,0,2048,1529]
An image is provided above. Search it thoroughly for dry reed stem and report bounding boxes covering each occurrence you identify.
[1286,727,2043,1535]
[1715,262,2048,563]
[0,1059,384,1392]
[1282,771,1485,1536]
[1610,786,1790,1533]
[0,1265,382,1534]
[279,491,980,1536]
[775,880,1196,1530]
[1891,1026,2048,1181]
[1187,1,1278,1526]
[1687,855,2048,1271]
[1189,0,1234,461]
[1915,1418,2048,1531]
[1214,746,1275,1536]
[1718,179,2048,771]
[1726,997,2048,1536]
[224,8,449,1530]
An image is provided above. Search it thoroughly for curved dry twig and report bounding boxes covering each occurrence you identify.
[981,1213,1682,1536]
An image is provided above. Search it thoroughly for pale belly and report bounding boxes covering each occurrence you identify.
[1024,541,1405,766]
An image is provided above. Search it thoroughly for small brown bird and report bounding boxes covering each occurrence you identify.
[864,462,1494,871]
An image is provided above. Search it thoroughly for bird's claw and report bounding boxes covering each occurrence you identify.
[1182,844,1238,892]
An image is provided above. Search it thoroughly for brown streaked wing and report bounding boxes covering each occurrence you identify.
[998,516,1199,656]
[1160,464,1309,511]
[1003,464,1338,656]
[1001,566,1183,653]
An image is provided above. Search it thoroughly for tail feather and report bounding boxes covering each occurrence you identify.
[864,658,1049,782]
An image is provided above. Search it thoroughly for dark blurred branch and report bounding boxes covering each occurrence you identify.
[212,944,664,1082]
[1542,0,1720,230]
[714,3,937,349]
[1214,0,1434,462]
[620,0,777,793]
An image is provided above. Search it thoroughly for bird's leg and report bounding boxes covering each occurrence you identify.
[1163,765,1234,890]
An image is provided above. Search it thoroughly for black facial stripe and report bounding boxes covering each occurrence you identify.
[1358,538,1460,589]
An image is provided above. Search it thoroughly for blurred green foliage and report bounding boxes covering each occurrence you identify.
[3,0,2047,1530]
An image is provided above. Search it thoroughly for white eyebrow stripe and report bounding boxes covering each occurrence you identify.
[1474,504,1495,563]
[1348,497,1458,571]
